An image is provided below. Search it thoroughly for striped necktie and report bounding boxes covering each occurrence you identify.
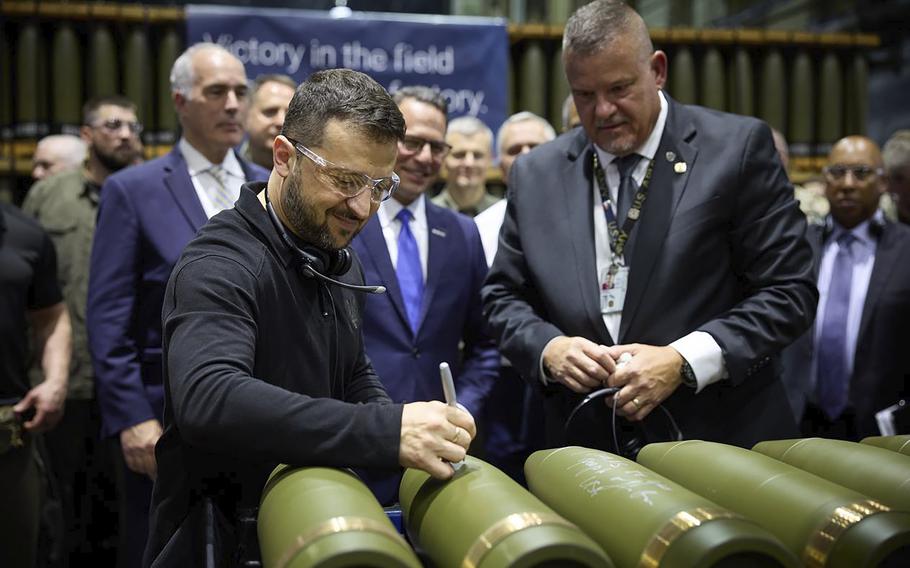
[206,165,237,212]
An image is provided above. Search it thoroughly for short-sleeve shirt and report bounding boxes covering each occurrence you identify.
[0,203,62,399]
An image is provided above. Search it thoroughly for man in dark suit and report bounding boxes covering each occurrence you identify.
[482,0,817,453]
[783,135,910,440]
[351,86,498,503]
[87,43,268,567]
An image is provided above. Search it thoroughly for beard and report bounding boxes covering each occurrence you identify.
[95,145,139,172]
[281,169,338,252]
[593,121,638,157]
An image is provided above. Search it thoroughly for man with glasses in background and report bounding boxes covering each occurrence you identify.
[23,95,144,566]
[145,69,476,566]
[86,43,268,568]
[782,135,910,440]
[351,86,497,505]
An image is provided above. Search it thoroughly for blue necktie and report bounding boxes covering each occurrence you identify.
[396,208,423,332]
[816,233,855,420]
[614,153,642,223]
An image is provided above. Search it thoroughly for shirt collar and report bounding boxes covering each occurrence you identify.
[380,194,426,229]
[594,90,669,166]
[179,138,245,181]
[829,209,884,249]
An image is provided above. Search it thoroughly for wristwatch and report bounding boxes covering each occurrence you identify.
[679,360,697,388]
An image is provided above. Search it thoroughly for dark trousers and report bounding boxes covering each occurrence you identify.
[0,437,43,568]
[44,399,118,567]
[112,440,154,568]
[801,403,860,441]
[483,364,546,486]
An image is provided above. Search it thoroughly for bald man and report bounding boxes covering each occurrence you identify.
[782,136,910,440]
[31,134,86,181]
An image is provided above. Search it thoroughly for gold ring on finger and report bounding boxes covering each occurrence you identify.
[631,397,642,409]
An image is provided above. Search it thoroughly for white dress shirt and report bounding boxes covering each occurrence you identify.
[541,91,726,391]
[378,194,429,281]
[475,198,508,267]
[179,138,247,219]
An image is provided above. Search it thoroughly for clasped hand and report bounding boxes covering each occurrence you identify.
[543,336,684,420]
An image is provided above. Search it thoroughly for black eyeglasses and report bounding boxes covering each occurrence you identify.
[288,138,399,203]
[93,119,143,135]
[399,135,451,159]
[823,164,883,183]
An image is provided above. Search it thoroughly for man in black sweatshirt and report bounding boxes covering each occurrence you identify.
[144,69,475,566]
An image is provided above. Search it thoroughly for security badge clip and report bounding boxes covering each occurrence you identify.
[601,263,629,314]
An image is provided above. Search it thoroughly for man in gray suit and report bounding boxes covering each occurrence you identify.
[482,0,817,451]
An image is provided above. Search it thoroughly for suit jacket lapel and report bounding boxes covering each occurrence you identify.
[563,133,612,344]
[360,217,411,331]
[858,222,898,340]
[620,99,697,341]
[162,148,208,231]
[421,202,451,335]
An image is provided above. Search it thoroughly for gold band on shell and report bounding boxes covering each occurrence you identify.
[639,507,739,568]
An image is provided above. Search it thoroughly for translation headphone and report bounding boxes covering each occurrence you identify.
[564,387,684,460]
[263,186,386,294]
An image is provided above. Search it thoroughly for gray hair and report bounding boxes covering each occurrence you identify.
[170,42,241,97]
[392,85,449,118]
[36,135,87,168]
[496,112,556,157]
[563,0,652,60]
[883,129,910,172]
[446,116,493,145]
[280,68,404,148]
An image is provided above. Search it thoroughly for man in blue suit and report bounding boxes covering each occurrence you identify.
[351,86,498,504]
[86,43,268,567]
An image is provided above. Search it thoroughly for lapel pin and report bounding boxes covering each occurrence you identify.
[665,151,676,162]
[674,161,687,174]
[431,228,446,237]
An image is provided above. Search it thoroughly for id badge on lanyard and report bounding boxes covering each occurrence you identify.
[600,262,629,315]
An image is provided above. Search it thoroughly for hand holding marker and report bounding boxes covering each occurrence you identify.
[439,362,465,471]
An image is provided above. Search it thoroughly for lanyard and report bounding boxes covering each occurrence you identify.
[593,151,654,264]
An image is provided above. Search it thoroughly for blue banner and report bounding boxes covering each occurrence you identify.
[186,5,509,133]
